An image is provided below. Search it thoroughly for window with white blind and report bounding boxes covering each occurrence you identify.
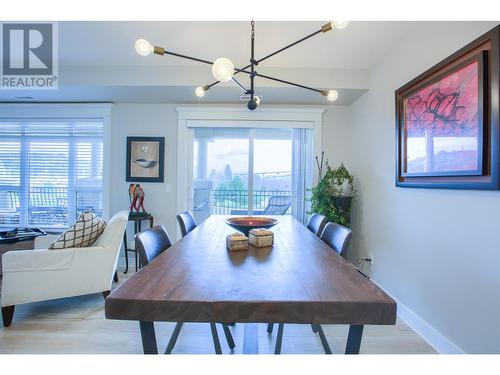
[0,119,104,229]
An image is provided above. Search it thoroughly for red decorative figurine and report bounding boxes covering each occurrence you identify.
[128,183,146,214]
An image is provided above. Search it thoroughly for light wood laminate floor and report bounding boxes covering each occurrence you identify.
[0,269,437,354]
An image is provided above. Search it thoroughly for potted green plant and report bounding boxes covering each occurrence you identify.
[309,154,355,227]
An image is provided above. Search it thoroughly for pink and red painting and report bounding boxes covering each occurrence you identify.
[403,57,482,176]
[396,25,500,190]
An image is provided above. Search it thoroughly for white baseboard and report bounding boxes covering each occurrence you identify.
[366,272,466,354]
[396,299,465,354]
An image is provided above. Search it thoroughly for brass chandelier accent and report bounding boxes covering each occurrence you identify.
[135,21,349,110]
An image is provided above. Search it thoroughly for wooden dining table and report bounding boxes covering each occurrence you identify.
[105,215,396,354]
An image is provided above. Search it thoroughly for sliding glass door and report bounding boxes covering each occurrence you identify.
[193,128,250,220]
[192,127,312,224]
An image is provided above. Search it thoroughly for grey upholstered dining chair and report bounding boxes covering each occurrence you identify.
[176,211,197,237]
[135,225,172,267]
[269,221,354,354]
[320,222,353,258]
[262,196,292,215]
[306,213,328,237]
[135,225,235,354]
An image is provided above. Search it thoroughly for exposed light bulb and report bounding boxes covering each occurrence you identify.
[331,21,349,30]
[212,57,235,82]
[327,89,339,102]
[195,86,206,98]
[135,39,154,56]
[254,96,261,105]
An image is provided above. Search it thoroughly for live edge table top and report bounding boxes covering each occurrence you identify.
[105,215,396,326]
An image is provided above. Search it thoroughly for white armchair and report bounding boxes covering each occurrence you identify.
[1,210,128,327]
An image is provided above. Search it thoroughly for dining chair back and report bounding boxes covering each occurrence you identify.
[176,211,197,237]
[263,196,292,215]
[134,222,234,353]
[320,222,353,258]
[306,213,327,237]
[135,225,173,267]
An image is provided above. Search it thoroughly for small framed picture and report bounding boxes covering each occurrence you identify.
[126,137,165,183]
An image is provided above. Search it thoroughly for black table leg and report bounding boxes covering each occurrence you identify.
[210,322,222,354]
[138,221,143,269]
[123,233,129,274]
[274,323,284,354]
[164,322,183,354]
[134,221,139,272]
[316,325,332,354]
[222,323,235,350]
[345,324,364,354]
[139,321,158,354]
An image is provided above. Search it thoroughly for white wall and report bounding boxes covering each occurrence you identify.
[342,22,500,353]
[321,106,353,168]
[109,104,179,240]
[109,103,347,242]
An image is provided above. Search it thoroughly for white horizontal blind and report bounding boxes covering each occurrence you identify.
[0,119,104,229]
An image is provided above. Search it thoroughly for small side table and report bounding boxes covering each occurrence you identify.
[123,213,154,274]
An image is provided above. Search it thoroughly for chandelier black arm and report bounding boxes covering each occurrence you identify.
[205,65,252,88]
[232,77,249,93]
[200,26,325,91]
[206,80,221,89]
[250,21,255,99]
[226,68,323,93]
[205,68,324,94]
[162,51,214,66]
[162,24,325,68]
[256,29,322,65]
[162,50,255,73]
[234,29,323,75]
[254,72,323,93]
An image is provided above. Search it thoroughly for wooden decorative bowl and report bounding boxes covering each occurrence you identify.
[225,216,278,236]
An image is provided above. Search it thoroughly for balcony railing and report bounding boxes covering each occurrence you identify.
[210,189,292,215]
[0,186,102,228]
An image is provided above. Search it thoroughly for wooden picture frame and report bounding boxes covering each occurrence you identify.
[126,137,165,183]
[395,25,499,189]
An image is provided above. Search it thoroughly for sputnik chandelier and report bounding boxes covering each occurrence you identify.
[135,21,349,110]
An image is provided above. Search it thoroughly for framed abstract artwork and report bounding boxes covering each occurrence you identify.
[126,137,165,183]
[396,25,499,189]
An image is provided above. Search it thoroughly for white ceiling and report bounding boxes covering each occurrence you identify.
[1,21,423,104]
[59,21,419,69]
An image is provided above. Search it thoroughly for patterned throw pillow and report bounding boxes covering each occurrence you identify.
[48,211,107,250]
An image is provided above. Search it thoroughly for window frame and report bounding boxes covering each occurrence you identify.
[0,103,112,230]
[176,105,324,238]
